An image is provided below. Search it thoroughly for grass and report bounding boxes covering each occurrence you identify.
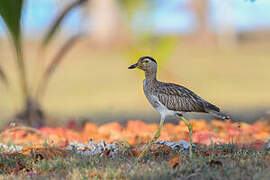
[0,144,269,179]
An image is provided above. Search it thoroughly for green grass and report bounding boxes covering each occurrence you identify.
[0,144,269,179]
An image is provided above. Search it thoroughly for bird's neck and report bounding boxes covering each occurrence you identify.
[145,71,157,82]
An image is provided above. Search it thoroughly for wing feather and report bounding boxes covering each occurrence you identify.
[154,83,219,112]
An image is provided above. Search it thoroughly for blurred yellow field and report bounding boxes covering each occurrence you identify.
[0,40,269,121]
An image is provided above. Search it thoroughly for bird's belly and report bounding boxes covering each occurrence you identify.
[155,104,177,117]
[145,93,176,117]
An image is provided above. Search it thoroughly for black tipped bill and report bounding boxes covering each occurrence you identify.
[128,63,138,69]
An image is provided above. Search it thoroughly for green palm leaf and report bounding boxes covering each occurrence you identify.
[0,0,23,51]
[0,0,29,101]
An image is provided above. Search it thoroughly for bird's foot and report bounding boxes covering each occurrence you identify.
[137,130,161,161]
[137,141,153,161]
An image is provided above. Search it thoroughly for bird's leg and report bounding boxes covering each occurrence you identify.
[137,115,165,161]
[178,115,193,158]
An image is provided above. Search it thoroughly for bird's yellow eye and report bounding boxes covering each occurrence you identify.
[144,60,150,63]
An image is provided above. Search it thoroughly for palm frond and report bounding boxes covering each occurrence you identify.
[0,0,29,101]
[0,0,23,51]
[0,64,9,88]
[41,0,88,48]
[37,34,82,99]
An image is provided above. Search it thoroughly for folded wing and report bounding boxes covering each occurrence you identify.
[154,83,220,113]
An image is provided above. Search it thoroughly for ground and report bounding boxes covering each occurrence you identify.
[0,143,269,180]
[0,120,269,179]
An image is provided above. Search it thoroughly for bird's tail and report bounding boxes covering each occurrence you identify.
[203,101,230,120]
[209,111,230,120]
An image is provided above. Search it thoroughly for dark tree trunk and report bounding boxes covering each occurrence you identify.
[15,97,45,128]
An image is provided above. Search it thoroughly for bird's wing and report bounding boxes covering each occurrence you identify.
[154,83,220,113]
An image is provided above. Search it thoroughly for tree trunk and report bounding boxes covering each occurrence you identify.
[15,97,45,128]
[190,0,216,45]
[215,0,237,48]
[89,0,121,45]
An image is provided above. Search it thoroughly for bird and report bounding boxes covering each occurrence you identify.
[128,56,229,160]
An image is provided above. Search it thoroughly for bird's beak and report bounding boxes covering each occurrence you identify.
[128,63,138,69]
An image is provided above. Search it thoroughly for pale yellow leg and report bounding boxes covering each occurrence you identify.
[179,116,193,159]
[137,116,165,161]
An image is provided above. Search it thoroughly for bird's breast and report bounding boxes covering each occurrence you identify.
[143,83,159,108]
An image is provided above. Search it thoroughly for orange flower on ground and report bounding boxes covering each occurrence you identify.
[0,120,269,147]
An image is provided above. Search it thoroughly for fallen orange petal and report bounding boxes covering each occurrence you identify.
[168,154,180,168]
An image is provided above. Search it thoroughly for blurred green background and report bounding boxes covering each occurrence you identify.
[0,0,269,126]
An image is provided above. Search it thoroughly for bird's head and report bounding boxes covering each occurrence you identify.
[128,56,157,72]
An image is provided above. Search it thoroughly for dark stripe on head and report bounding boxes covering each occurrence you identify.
[139,56,157,64]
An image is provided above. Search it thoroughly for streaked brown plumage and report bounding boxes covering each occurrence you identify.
[153,81,219,113]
